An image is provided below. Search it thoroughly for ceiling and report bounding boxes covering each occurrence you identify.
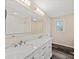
[6,0,74,17]
[6,0,40,19]
[31,0,74,17]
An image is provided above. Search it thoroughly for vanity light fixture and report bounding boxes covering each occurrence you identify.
[24,0,31,6]
[16,0,31,6]
[16,0,44,16]
[34,7,45,16]
[32,19,37,21]
[21,0,25,2]
[20,0,31,6]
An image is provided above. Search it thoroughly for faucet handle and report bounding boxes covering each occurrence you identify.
[18,40,23,45]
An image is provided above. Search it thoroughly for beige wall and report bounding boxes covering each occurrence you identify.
[31,20,44,34]
[51,14,74,48]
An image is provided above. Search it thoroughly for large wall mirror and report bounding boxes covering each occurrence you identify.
[5,0,45,36]
[6,14,31,34]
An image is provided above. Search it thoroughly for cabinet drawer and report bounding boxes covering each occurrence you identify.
[24,49,40,59]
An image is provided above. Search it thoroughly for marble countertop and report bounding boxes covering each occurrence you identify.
[5,36,51,59]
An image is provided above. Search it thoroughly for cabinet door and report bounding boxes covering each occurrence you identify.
[32,53,39,59]
[40,47,47,59]
[46,44,52,59]
[40,52,46,59]
[26,53,39,59]
[40,55,45,59]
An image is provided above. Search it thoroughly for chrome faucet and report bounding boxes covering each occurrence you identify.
[18,40,26,46]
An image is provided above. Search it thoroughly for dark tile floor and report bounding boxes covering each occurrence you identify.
[52,49,74,59]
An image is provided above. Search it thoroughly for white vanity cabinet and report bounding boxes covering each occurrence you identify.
[45,41,52,59]
[39,44,47,59]
[24,49,40,59]
[39,40,52,59]
[6,38,52,59]
[29,53,40,59]
[25,46,47,59]
[24,39,52,59]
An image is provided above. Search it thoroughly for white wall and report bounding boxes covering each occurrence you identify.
[51,14,74,48]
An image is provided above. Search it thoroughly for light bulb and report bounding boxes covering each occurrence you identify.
[34,7,45,16]
[24,0,31,6]
[21,0,25,2]
[33,19,37,21]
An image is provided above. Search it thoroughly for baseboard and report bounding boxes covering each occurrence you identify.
[52,43,74,55]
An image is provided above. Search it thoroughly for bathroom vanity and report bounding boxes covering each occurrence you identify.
[6,0,52,59]
[6,35,52,59]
